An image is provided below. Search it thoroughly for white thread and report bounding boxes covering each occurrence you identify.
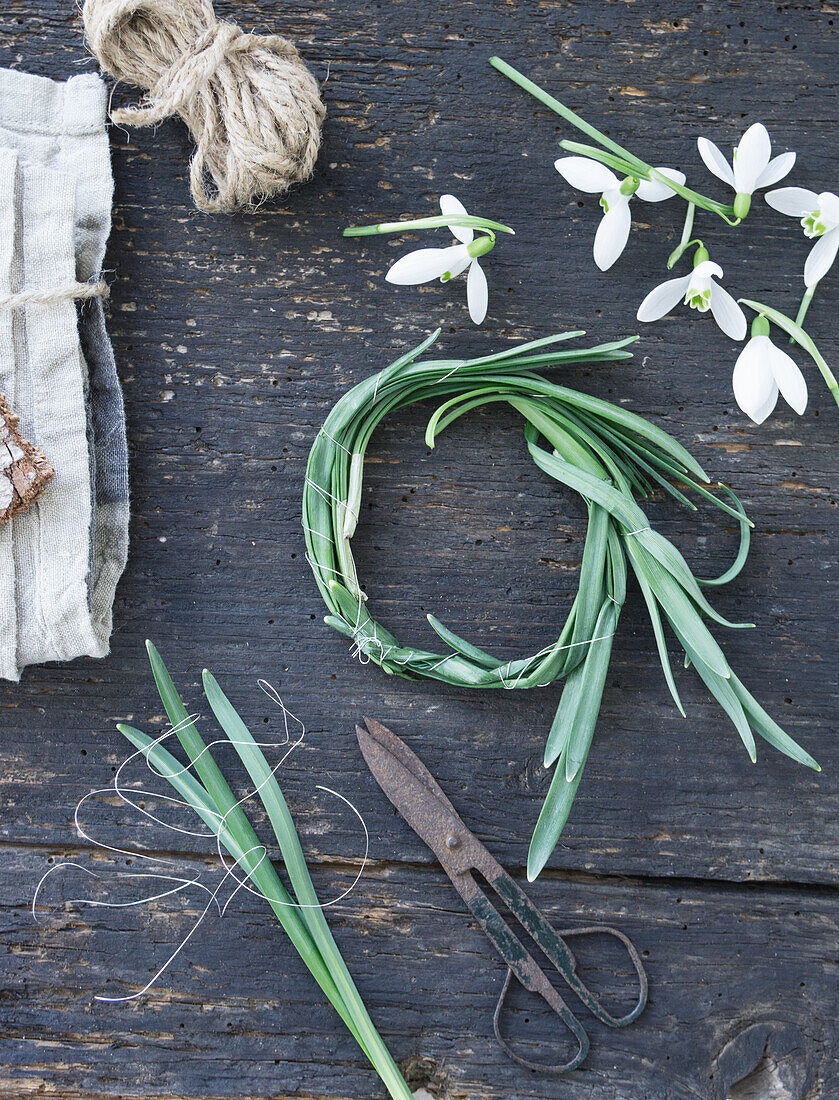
[372,370,384,404]
[302,522,335,544]
[318,426,351,454]
[346,604,414,669]
[496,660,520,690]
[35,679,371,1003]
[495,629,616,689]
[427,653,456,673]
[95,842,270,1003]
[622,526,651,538]
[305,553,342,579]
[32,863,217,922]
[305,477,343,508]
[347,608,616,683]
[435,360,465,386]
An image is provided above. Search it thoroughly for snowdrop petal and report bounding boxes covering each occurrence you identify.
[765,186,819,217]
[692,259,724,280]
[804,227,839,288]
[709,281,747,340]
[636,273,692,322]
[732,337,778,423]
[593,198,631,271]
[755,150,796,189]
[768,341,808,415]
[466,260,488,324]
[697,137,735,187]
[554,156,619,193]
[817,191,839,228]
[636,168,687,202]
[739,374,779,424]
[733,123,772,193]
[750,383,780,425]
[439,193,473,245]
[444,253,474,280]
[386,244,469,285]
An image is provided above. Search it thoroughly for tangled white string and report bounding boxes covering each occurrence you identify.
[32,682,369,1003]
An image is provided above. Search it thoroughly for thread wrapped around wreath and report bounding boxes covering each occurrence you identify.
[82,0,325,213]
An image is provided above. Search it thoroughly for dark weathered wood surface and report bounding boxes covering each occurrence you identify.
[1,2,838,1097]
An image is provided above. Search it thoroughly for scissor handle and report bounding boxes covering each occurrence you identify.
[491,871,648,1028]
[468,888,590,1074]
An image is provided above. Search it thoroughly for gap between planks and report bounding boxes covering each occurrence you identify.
[6,836,839,900]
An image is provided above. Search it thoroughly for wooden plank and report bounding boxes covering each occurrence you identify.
[0,0,836,1096]
[0,0,834,887]
[5,844,839,1099]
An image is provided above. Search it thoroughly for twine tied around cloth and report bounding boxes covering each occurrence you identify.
[82,0,326,213]
[0,280,110,310]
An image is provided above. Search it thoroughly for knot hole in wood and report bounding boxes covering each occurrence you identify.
[713,1020,816,1100]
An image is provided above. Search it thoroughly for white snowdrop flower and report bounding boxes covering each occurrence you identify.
[636,247,747,340]
[386,194,491,324]
[554,156,686,271]
[765,187,839,288]
[733,315,808,423]
[697,123,795,219]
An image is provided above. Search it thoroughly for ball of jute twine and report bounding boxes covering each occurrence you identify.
[82,0,325,213]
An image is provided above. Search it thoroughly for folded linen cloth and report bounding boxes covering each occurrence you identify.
[0,68,128,680]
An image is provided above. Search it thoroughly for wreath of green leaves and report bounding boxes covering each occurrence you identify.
[303,331,819,880]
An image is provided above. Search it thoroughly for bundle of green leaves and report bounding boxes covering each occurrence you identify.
[118,643,413,1100]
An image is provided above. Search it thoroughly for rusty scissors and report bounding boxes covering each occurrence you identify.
[356,717,648,1074]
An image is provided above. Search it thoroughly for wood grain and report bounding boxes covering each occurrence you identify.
[0,1,837,1097]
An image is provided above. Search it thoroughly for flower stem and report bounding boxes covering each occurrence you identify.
[558,140,640,178]
[667,202,697,269]
[489,56,646,170]
[647,171,739,224]
[490,56,739,224]
[789,282,817,345]
[344,214,514,237]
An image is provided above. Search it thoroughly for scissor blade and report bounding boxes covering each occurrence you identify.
[356,717,469,856]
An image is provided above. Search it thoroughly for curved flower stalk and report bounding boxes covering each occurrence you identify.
[740,299,839,409]
[637,247,747,340]
[733,315,808,423]
[489,55,739,224]
[765,187,839,330]
[555,156,685,270]
[698,123,795,219]
[344,195,514,325]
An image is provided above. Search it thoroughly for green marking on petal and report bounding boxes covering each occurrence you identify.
[801,210,826,238]
[685,286,712,313]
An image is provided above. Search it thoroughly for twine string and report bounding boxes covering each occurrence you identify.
[82,0,326,213]
[0,280,109,309]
